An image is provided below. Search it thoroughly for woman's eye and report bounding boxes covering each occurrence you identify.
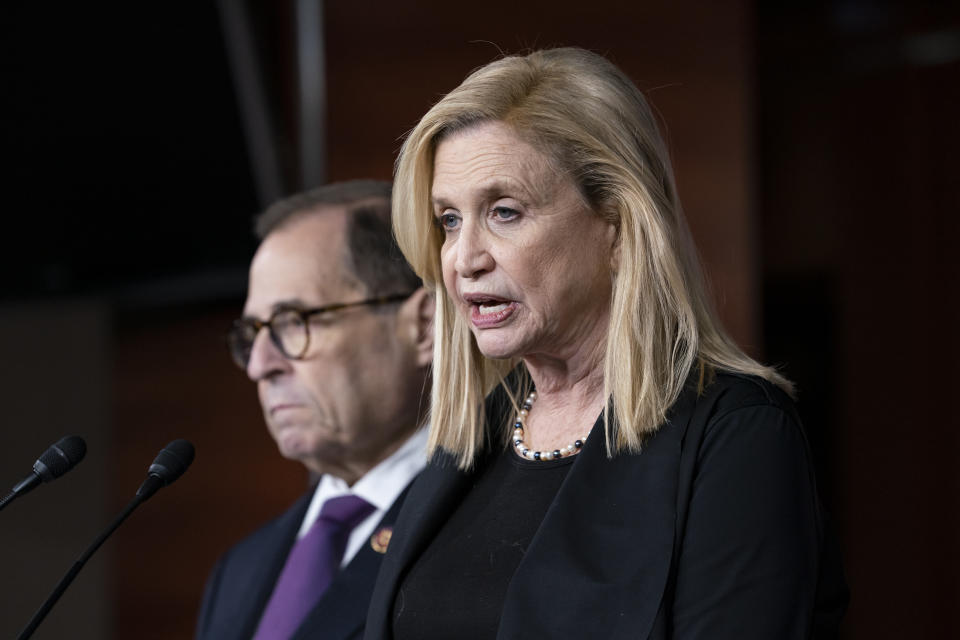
[437,213,460,230]
[492,206,519,221]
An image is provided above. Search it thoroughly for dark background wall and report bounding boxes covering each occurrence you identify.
[758,3,959,637]
[1,1,956,638]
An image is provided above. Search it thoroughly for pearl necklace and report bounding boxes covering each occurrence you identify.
[511,391,588,461]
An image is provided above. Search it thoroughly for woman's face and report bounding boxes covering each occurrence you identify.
[433,121,616,363]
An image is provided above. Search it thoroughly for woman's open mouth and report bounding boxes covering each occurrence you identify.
[464,295,518,328]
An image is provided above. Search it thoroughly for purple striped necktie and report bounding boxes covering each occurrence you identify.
[252,494,375,640]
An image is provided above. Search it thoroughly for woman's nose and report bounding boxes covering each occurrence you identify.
[454,218,494,278]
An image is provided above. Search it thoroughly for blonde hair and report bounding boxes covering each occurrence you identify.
[393,47,791,469]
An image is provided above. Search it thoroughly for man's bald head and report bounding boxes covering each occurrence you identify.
[254,179,420,297]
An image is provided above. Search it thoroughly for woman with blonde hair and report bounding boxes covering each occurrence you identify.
[365,47,847,639]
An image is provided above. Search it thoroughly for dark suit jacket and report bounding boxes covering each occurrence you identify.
[197,482,412,640]
[365,373,848,639]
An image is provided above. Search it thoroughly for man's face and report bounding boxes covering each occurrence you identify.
[242,207,427,483]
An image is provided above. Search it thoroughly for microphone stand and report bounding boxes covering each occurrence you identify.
[17,439,192,638]
[0,490,18,512]
[17,493,147,640]
[1,474,45,513]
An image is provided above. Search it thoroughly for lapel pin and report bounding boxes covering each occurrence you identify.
[370,527,393,554]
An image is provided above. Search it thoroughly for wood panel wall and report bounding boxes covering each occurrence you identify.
[7,4,956,639]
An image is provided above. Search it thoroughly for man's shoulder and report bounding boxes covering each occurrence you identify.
[220,489,314,558]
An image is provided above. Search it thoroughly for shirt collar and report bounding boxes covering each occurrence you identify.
[299,427,429,537]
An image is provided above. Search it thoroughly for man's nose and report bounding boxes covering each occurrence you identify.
[246,328,291,381]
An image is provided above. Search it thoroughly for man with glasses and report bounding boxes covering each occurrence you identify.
[197,180,433,640]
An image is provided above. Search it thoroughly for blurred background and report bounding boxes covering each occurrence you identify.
[1,0,957,637]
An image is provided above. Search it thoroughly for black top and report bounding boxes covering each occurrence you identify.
[392,447,575,639]
[364,373,849,640]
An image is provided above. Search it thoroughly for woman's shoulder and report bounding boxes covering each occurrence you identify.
[692,370,802,435]
[705,370,795,410]
[675,370,817,496]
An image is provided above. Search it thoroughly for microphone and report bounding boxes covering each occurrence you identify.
[0,436,87,513]
[17,439,195,640]
[136,438,196,501]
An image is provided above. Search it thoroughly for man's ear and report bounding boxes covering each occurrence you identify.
[402,287,434,367]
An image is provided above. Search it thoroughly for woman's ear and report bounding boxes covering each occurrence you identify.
[608,222,620,274]
[401,287,434,367]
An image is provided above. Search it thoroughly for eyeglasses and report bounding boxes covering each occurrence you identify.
[228,292,415,369]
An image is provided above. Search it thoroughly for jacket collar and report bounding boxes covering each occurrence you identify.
[233,491,314,638]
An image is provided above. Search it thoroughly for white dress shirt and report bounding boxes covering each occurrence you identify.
[296,427,428,566]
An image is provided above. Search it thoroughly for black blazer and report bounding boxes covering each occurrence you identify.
[197,482,412,640]
[365,373,848,639]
